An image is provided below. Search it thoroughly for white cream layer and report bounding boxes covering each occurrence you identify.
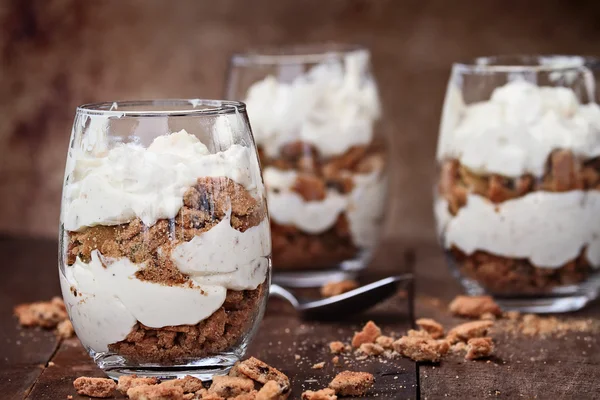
[244,50,381,158]
[264,167,386,248]
[60,214,270,352]
[62,130,259,231]
[435,191,600,269]
[437,80,600,178]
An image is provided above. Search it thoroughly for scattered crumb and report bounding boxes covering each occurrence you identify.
[161,375,204,393]
[329,371,374,397]
[450,341,467,353]
[209,376,254,398]
[332,356,340,365]
[351,321,381,348]
[235,357,290,394]
[416,318,444,339]
[312,362,325,370]
[67,396,73,400]
[117,375,159,394]
[301,387,337,400]
[321,280,359,298]
[48,361,55,367]
[392,336,449,362]
[295,354,301,360]
[73,377,116,398]
[447,320,494,343]
[375,336,394,349]
[449,295,502,319]
[329,341,346,354]
[56,319,75,339]
[466,337,494,360]
[407,329,432,338]
[127,384,184,400]
[14,297,68,329]
[256,380,285,400]
[358,343,384,356]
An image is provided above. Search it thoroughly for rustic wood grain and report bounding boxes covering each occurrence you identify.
[414,243,600,400]
[2,0,600,241]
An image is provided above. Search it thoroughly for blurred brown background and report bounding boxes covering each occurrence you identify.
[2,0,600,242]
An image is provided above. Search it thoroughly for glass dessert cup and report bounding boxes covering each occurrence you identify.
[226,44,389,287]
[434,55,600,313]
[58,100,271,380]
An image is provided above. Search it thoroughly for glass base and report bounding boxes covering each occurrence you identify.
[94,352,240,381]
[455,269,600,314]
[272,250,371,288]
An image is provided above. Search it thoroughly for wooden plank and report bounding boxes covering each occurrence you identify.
[414,243,600,400]
[1,366,45,400]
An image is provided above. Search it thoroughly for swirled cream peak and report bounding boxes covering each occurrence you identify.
[244,50,381,158]
[62,130,257,231]
[437,80,600,177]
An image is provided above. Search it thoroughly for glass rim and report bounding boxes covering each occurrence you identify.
[453,54,600,73]
[76,99,246,117]
[230,43,369,66]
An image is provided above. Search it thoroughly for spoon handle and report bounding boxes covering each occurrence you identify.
[269,284,300,309]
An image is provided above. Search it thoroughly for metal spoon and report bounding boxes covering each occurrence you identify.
[269,274,413,319]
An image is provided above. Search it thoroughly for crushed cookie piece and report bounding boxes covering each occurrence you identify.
[301,388,337,400]
[375,336,394,349]
[392,336,449,362]
[117,375,159,394]
[161,375,204,393]
[329,341,346,354]
[236,357,290,394]
[320,280,359,298]
[480,312,496,321]
[14,297,68,329]
[465,337,494,360]
[292,174,327,201]
[329,371,374,397]
[256,380,286,400]
[406,329,432,338]
[56,319,75,339]
[234,391,258,400]
[450,341,467,353]
[312,362,325,369]
[449,295,502,318]
[209,376,254,398]
[358,343,384,356]
[73,377,116,398]
[351,321,381,348]
[447,320,494,343]
[127,383,184,400]
[415,318,444,339]
[504,311,521,320]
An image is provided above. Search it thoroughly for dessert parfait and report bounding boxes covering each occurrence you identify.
[435,55,600,312]
[58,100,271,378]
[228,45,388,284]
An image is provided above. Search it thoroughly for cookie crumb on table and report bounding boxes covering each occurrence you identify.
[447,320,494,343]
[117,375,159,394]
[256,380,285,400]
[329,341,346,354]
[301,388,337,400]
[465,337,494,360]
[127,383,184,400]
[375,335,394,348]
[393,336,449,362]
[449,295,502,318]
[329,371,374,397]
[209,376,254,398]
[320,280,359,298]
[312,362,325,369]
[56,319,75,339]
[415,318,445,339]
[234,357,290,396]
[14,297,68,329]
[358,343,384,356]
[351,321,381,348]
[73,377,116,398]
[162,375,204,393]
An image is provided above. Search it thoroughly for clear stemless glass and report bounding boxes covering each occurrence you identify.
[58,100,271,380]
[226,44,388,287]
[435,55,600,313]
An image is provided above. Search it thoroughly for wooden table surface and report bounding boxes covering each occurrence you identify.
[1,236,599,400]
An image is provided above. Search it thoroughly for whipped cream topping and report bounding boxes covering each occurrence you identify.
[437,80,600,177]
[264,166,386,248]
[435,192,600,269]
[244,50,381,158]
[61,211,270,351]
[62,130,259,231]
